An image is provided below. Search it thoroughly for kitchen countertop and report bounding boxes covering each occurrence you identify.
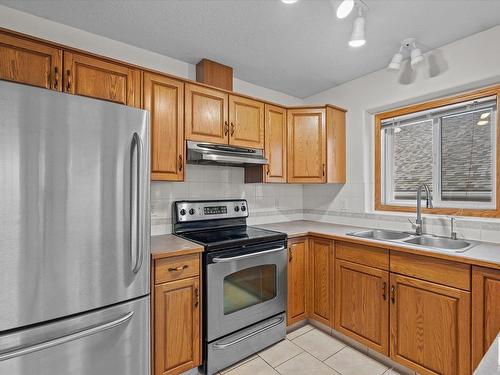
[151,234,204,260]
[256,220,500,269]
[474,333,500,374]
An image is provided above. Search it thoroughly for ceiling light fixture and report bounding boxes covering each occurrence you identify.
[336,0,354,19]
[388,38,424,70]
[348,6,367,47]
[281,0,298,4]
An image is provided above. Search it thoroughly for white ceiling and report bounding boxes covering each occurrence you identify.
[3,0,500,98]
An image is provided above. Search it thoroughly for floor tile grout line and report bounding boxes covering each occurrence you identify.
[322,345,348,364]
[286,325,316,341]
[266,349,305,370]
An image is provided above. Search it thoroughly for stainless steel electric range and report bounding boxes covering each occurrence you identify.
[173,199,287,375]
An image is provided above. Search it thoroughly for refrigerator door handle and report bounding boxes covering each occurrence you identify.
[130,132,144,274]
[0,311,134,362]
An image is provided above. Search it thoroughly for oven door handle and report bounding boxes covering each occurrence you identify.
[212,315,285,350]
[212,246,285,263]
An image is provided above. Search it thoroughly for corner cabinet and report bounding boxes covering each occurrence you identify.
[143,72,185,181]
[287,108,326,183]
[287,237,308,326]
[0,31,62,91]
[389,274,470,375]
[472,266,500,370]
[63,51,141,107]
[153,254,201,375]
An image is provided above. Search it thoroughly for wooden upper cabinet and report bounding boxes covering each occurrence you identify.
[390,274,470,375]
[287,108,326,183]
[326,106,346,183]
[0,31,62,91]
[143,72,184,181]
[264,104,287,183]
[185,83,228,144]
[228,95,264,148]
[287,237,308,325]
[335,259,389,355]
[472,266,500,370]
[63,51,141,107]
[154,276,201,375]
[309,238,334,327]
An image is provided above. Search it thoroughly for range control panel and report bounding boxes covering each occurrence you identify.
[174,200,248,222]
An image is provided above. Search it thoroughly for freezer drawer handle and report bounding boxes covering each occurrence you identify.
[212,315,284,350]
[0,311,134,362]
[212,246,285,263]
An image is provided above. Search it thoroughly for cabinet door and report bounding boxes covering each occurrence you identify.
[63,51,141,107]
[472,266,500,370]
[154,277,201,375]
[264,104,287,183]
[0,31,62,90]
[287,108,326,183]
[287,238,308,325]
[390,274,470,375]
[335,259,389,355]
[185,83,228,144]
[143,72,184,181]
[309,238,334,327]
[228,95,264,148]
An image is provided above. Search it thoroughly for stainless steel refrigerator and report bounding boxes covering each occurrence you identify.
[0,81,150,375]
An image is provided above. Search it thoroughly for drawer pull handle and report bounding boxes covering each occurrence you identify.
[168,265,188,272]
[178,154,183,172]
[382,282,387,300]
[194,287,199,308]
[390,285,396,303]
[230,122,235,136]
[224,121,229,136]
[66,69,72,92]
[53,67,59,89]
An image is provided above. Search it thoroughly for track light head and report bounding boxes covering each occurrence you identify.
[349,15,366,47]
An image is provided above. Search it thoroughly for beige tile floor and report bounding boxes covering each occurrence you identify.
[217,324,412,375]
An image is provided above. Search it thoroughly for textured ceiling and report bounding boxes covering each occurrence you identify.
[2,0,500,98]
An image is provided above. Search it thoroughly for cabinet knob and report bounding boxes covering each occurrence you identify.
[382,282,387,300]
[53,67,59,89]
[194,287,199,308]
[390,285,396,303]
[66,69,72,92]
[178,154,183,172]
[224,121,229,136]
[230,122,235,136]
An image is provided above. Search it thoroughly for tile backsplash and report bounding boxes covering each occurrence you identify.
[151,165,303,235]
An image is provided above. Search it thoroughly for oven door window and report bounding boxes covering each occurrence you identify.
[223,265,276,315]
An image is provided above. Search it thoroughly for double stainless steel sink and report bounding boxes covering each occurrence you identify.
[348,229,474,253]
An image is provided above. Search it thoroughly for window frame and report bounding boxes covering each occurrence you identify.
[375,85,500,218]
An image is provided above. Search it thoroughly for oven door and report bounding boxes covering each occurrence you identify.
[206,240,287,341]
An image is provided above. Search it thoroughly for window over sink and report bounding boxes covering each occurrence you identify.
[375,86,500,217]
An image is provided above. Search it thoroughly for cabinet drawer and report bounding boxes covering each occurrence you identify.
[155,253,200,284]
[336,241,389,270]
[390,251,471,290]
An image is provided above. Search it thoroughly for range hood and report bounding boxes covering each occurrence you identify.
[186,141,268,167]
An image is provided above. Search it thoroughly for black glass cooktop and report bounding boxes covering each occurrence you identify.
[179,226,286,251]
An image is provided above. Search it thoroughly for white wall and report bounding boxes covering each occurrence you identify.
[302,25,500,242]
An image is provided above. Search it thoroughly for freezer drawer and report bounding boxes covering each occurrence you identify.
[0,296,150,375]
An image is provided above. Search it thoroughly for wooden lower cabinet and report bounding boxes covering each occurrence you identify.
[335,259,389,355]
[287,237,308,325]
[389,274,471,375]
[308,237,334,327]
[153,254,201,375]
[472,266,500,370]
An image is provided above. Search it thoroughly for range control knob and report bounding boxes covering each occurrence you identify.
[234,206,240,212]
[179,209,186,216]
[241,206,246,212]
[189,208,195,215]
